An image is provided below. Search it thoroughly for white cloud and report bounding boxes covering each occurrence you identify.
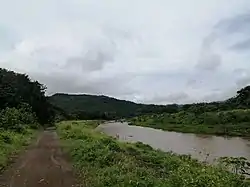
[0,0,250,104]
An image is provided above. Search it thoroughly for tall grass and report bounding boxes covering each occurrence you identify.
[57,120,248,187]
[0,129,35,172]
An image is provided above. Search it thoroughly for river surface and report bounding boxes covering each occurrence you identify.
[97,122,250,162]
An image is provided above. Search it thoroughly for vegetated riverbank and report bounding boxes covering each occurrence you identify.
[56,120,248,187]
[128,109,250,137]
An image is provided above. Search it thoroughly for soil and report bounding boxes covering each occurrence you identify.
[0,130,79,187]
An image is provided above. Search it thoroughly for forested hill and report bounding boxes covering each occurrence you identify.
[49,93,179,119]
[49,85,250,120]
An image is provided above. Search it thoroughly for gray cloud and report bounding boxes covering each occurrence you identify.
[65,50,113,72]
[0,0,250,104]
[230,38,250,51]
[215,13,250,52]
[195,13,250,72]
[196,53,222,71]
[236,76,250,88]
[215,13,250,34]
[202,89,236,102]
[143,92,190,104]
[0,26,19,52]
[195,32,222,71]
[32,70,137,99]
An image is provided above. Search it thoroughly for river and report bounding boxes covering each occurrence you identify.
[97,122,250,162]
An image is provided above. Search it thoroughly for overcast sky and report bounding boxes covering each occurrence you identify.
[0,0,250,104]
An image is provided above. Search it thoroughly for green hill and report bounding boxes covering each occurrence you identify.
[49,93,179,120]
[49,85,250,121]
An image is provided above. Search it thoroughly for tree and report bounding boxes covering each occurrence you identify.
[0,68,54,125]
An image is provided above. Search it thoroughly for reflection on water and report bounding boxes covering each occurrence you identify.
[96,122,250,162]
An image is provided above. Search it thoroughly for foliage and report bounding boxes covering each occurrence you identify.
[0,129,35,172]
[49,94,180,120]
[0,68,55,125]
[129,109,250,136]
[218,157,250,176]
[57,121,248,187]
[0,105,39,132]
[49,85,250,123]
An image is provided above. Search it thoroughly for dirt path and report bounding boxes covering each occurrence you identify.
[0,130,79,187]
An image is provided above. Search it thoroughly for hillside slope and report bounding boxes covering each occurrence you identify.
[49,93,179,119]
[49,93,138,116]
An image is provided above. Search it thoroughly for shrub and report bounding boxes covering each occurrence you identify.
[0,105,38,132]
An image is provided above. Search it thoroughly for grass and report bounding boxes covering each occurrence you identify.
[128,110,250,137]
[57,120,249,187]
[0,128,36,172]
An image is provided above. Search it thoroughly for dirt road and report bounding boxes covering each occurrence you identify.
[0,130,79,187]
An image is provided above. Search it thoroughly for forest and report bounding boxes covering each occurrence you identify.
[49,93,179,120]
[0,68,54,171]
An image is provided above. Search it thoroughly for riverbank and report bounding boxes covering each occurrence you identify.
[57,120,248,187]
[128,109,250,137]
[0,129,36,172]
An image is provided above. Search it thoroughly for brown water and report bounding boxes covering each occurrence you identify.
[97,122,250,162]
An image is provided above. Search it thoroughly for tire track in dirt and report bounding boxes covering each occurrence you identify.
[0,130,79,187]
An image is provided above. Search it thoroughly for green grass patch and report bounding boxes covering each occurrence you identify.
[57,120,248,187]
[0,129,36,172]
[128,110,250,137]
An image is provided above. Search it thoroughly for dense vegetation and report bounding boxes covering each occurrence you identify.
[0,68,54,172]
[0,68,54,125]
[126,87,250,136]
[129,109,250,136]
[49,93,179,120]
[57,120,248,187]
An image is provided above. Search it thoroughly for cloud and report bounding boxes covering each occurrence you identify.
[230,38,250,51]
[195,33,222,71]
[215,13,250,34]
[146,92,190,104]
[0,0,250,104]
[65,42,116,72]
[196,53,222,71]
[0,26,19,52]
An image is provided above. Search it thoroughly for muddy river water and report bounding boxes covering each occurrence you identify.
[97,122,250,162]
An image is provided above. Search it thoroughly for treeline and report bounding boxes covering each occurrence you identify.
[50,86,250,121]
[180,86,250,113]
[49,93,180,121]
[129,109,250,136]
[129,87,250,136]
[0,68,55,130]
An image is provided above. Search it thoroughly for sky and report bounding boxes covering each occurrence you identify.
[0,0,250,104]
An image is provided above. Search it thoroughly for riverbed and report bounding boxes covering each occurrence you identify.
[96,122,250,162]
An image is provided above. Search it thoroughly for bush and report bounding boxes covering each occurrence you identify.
[0,105,38,132]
